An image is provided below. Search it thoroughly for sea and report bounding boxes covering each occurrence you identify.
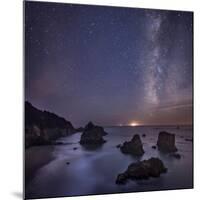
[25,125,193,199]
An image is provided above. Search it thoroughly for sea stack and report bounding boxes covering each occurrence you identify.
[120,134,144,156]
[79,122,107,145]
[157,131,177,153]
[116,157,167,184]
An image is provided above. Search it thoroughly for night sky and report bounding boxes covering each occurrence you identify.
[25,1,193,127]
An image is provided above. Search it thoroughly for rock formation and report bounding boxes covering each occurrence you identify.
[142,134,146,137]
[120,134,144,156]
[79,122,107,145]
[25,101,75,148]
[116,157,167,184]
[116,144,121,148]
[75,127,84,132]
[152,145,157,149]
[185,138,193,142]
[170,153,181,159]
[157,131,177,153]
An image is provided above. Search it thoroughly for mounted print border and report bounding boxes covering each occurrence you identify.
[24,1,193,199]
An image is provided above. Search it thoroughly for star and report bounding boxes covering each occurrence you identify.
[25,1,193,126]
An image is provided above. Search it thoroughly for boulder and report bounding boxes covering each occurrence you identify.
[157,131,177,153]
[170,153,181,159]
[120,134,144,156]
[142,134,146,137]
[185,138,193,142]
[79,122,107,145]
[53,141,65,145]
[116,144,121,148]
[116,157,167,184]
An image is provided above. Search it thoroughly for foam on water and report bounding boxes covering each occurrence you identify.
[26,126,193,199]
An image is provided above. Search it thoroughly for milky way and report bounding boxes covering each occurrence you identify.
[25,2,193,127]
[140,10,193,125]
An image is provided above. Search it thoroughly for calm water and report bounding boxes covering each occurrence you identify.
[25,126,193,199]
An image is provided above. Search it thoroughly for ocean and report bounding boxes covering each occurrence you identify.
[25,126,193,199]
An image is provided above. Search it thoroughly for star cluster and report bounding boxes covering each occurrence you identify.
[25,2,193,127]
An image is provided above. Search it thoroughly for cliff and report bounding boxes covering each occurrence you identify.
[25,101,75,148]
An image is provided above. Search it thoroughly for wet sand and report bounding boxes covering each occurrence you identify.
[25,126,193,199]
[25,145,55,185]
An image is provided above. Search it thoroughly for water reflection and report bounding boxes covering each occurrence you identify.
[26,126,193,199]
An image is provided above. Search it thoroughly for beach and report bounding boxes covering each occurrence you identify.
[25,145,55,185]
[25,125,193,199]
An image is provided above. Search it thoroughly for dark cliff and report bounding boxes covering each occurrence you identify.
[25,101,75,148]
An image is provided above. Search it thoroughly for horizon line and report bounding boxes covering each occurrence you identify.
[103,124,193,127]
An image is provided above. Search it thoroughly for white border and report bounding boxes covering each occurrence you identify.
[0,0,200,200]
[26,0,194,11]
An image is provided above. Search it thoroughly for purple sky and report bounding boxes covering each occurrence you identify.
[25,1,193,127]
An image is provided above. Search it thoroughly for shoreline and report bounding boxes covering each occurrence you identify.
[25,145,55,186]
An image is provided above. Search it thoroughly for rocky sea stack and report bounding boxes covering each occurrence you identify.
[157,131,177,153]
[79,122,107,145]
[120,134,144,156]
[116,157,167,184]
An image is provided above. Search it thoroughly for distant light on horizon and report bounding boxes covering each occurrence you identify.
[25,2,193,126]
[129,121,140,126]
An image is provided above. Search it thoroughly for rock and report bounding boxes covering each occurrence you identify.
[120,134,144,156]
[152,145,156,149]
[142,134,146,137]
[79,122,107,145]
[170,153,181,159]
[157,131,177,153]
[84,121,95,131]
[53,141,65,145]
[185,138,193,142]
[25,133,52,148]
[52,142,73,145]
[116,157,167,184]
[81,144,103,151]
[84,121,108,136]
[25,101,75,132]
[76,127,84,132]
[25,101,75,148]
[73,147,78,150]
[116,144,121,148]
[116,173,128,184]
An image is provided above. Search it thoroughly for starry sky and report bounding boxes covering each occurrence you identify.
[25,1,193,127]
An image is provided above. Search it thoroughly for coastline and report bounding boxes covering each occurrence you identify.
[25,145,55,185]
[25,126,193,198]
